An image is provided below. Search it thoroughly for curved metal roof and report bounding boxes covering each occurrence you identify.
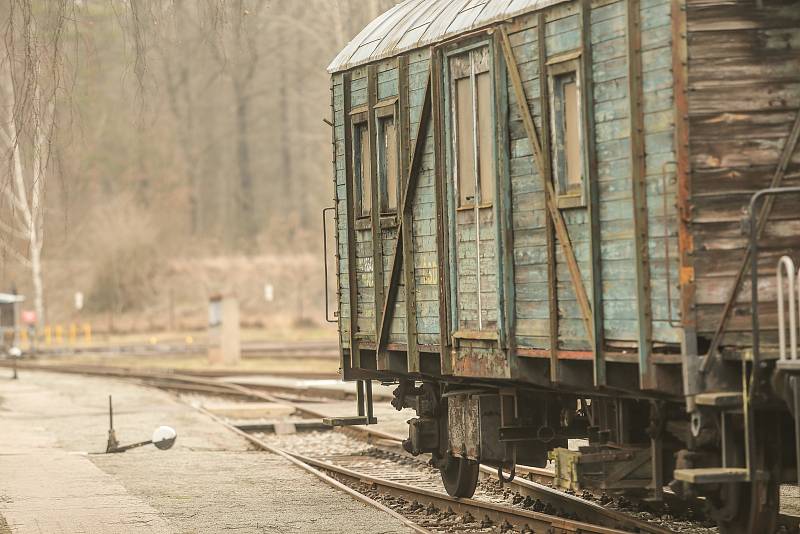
[328,0,568,73]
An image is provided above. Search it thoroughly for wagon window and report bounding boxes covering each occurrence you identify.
[455,76,476,206]
[376,114,398,213]
[476,70,493,205]
[549,60,585,207]
[353,121,371,218]
[451,46,493,208]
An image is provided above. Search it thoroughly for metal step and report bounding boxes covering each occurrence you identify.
[322,416,378,426]
[673,467,749,484]
[694,392,743,409]
[777,360,800,372]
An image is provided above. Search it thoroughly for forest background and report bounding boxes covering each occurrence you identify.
[0,0,399,337]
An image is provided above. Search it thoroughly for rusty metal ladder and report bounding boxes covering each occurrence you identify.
[741,188,800,484]
[675,187,800,487]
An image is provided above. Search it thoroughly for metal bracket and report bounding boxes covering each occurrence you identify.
[324,379,377,427]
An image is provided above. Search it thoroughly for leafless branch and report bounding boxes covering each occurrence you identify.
[0,238,31,269]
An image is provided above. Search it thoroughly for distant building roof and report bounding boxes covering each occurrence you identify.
[0,293,24,304]
[328,0,567,73]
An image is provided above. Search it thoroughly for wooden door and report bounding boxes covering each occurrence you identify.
[448,46,498,336]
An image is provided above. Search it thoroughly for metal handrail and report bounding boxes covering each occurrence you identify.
[661,161,680,327]
[777,256,798,361]
[322,207,338,323]
[745,186,800,482]
[747,186,800,369]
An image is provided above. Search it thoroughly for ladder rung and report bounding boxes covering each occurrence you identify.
[694,392,743,408]
[673,467,748,484]
[777,360,800,372]
[323,416,378,426]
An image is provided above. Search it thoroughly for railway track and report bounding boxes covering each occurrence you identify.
[7,360,798,533]
[209,410,644,534]
[0,360,683,531]
[4,360,680,533]
[18,340,339,360]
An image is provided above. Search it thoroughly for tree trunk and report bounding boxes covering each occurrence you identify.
[30,235,45,327]
[233,80,255,245]
[279,36,292,223]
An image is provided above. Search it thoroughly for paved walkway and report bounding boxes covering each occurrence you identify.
[0,370,413,533]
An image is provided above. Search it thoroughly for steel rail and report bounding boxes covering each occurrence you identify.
[204,398,634,534]
[18,341,340,360]
[14,359,800,531]
[6,361,673,533]
[198,382,670,534]
[282,450,631,534]
[199,407,431,534]
[478,465,670,534]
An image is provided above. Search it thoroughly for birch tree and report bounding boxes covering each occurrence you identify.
[0,1,71,326]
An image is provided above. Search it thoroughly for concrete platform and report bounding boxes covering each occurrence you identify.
[0,371,414,533]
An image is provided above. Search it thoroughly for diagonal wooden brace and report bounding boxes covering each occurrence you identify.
[499,27,595,348]
[376,69,433,354]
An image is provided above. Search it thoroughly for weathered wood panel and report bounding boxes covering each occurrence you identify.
[333,75,350,349]
[506,19,552,349]
[408,52,442,346]
[685,0,800,347]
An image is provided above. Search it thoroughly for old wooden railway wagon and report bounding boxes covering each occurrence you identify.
[323,0,800,531]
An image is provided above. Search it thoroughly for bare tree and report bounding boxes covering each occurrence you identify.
[154,0,203,234]
[0,0,72,326]
[204,0,269,247]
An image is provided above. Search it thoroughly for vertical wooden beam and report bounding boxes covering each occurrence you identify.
[626,0,654,389]
[432,49,453,375]
[494,32,517,374]
[671,0,698,396]
[343,72,361,371]
[399,55,420,372]
[368,65,385,367]
[537,14,559,384]
[581,0,606,387]
[330,77,346,370]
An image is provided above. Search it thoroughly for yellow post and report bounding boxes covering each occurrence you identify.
[69,323,77,345]
[83,323,92,344]
[44,326,52,346]
[20,329,28,346]
[55,325,63,345]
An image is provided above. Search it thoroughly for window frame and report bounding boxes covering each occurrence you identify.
[441,37,503,336]
[445,42,496,212]
[350,107,371,221]
[548,56,587,210]
[374,98,400,217]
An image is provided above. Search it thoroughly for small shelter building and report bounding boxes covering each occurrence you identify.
[0,293,24,352]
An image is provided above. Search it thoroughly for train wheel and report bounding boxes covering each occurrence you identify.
[711,414,779,534]
[713,478,778,534]
[439,455,479,498]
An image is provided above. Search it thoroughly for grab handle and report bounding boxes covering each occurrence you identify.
[778,255,797,361]
[322,207,337,323]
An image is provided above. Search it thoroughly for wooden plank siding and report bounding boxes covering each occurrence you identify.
[408,50,443,347]
[333,74,349,349]
[331,0,696,389]
[503,0,680,362]
[507,20,552,351]
[685,0,800,349]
